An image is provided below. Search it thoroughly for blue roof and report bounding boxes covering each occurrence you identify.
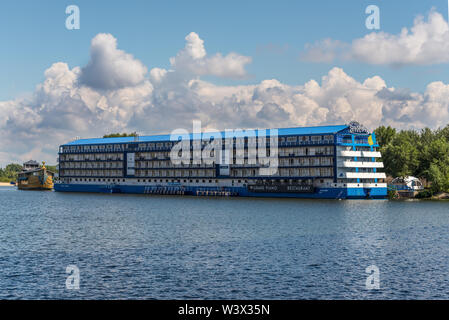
[278,125,348,135]
[63,125,349,146]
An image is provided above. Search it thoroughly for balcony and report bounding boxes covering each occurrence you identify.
[343,172,386,179]
[346,183,387,188]
[362,151,382,158]
[339,161,384,168]
[339,150,362,157]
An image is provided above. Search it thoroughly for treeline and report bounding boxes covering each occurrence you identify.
[375,125,449,193]
[0,163,57,182]
[103,132,138,138]
[0,164,22,182]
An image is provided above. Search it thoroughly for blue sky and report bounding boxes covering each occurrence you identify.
[1,0,448,100]
[2,0,449,165]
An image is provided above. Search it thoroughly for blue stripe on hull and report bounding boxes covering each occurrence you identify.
[54,183,387,199]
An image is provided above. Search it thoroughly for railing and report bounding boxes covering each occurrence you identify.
[338,161,384,168]
[343,172,387,179]
[339,150,362,157]
[60,138,338,154]
[362,151,381,158]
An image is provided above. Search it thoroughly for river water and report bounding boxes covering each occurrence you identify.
[0,186,448,299]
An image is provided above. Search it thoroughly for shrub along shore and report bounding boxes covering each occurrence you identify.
[375,125,449,199]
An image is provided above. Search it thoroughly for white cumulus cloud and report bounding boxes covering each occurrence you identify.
[168,32,252,78]
[80,33,148,90]
[301,10,449,66]
[1,32,449,166]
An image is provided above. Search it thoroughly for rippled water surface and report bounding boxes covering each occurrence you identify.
[1,186,449,299]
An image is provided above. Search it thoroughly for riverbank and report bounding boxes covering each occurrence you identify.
[0,182,14,187]
[391,189,449,200]
[430,192,449,200]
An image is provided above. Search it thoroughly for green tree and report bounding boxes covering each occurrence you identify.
[436,124,449,142]
[5,163,22,173]
[0,163,22,182]
[374,124,449,193]
[374,126,396,148]
[45,165,57,172]
[382,132,419,177]
[421,138,449,193]
[103,132,138,138]
[427,161,449,193]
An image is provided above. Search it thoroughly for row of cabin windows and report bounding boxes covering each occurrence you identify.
[62,146,333,163]
[340,136,372,144]
[69,178,252,184]
[282,135,334,143]
[64,142,174,153]
[60,153,123,161]
[62,135,336,153]
[67,178,379,188]
[68,177,344,185]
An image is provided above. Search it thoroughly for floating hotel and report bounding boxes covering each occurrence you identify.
[54,121,387,199]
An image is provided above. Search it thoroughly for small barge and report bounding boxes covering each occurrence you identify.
[17,161,54,190]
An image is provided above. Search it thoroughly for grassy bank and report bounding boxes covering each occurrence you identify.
[389,188,449,200]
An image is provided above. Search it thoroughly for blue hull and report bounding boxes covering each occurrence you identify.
[54,183,387,199]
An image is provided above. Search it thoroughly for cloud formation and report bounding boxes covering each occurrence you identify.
[301,10,449,66]
[300,39,349,63]
[168,32,252,78]
[1,31,449,165]
[80,33,148,89]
